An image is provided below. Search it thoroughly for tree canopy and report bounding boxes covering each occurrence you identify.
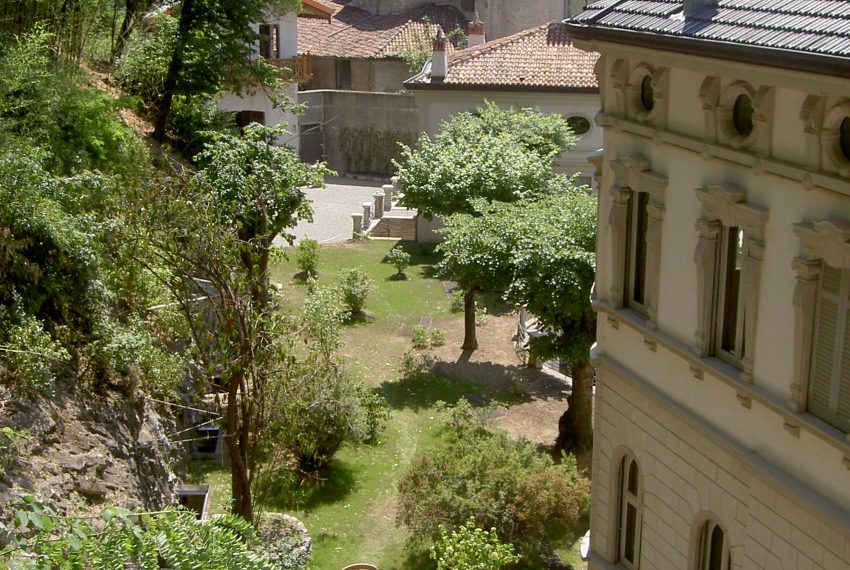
[393,103,576,218]
[438,191,597,451]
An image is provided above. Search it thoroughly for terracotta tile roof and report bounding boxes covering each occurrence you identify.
[298,0,467,59]
[406,21,600,92]
[567,0,850,76]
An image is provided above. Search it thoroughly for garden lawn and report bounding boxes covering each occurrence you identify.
[192,239,588,569]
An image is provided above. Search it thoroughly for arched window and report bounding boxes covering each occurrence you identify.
[618,455,642,568]
[698,520,731,570]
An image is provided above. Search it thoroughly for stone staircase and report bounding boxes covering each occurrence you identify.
[369,205,416,239]
[354,178,417,240]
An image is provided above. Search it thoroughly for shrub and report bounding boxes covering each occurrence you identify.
[449,289,464,313]
[430,328,445,347]
[295,239,320,277]
[397,404,590,561]
[384,247,411,278]
[411,324,429,349]
[431,518,520,570]
[1,310,69,395]
[302,285,347,356]
[337,268,373,316]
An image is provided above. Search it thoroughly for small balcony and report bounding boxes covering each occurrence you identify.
[269,54,313,84]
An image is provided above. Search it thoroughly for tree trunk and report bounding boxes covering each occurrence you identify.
[225,372,253,523]
[461,288,478,351]
[153,0,194,142]
[112,0,139,60]
[555,359,593,454]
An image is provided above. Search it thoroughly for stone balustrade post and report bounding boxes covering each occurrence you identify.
[362,203,372,228]
[351,213,363,236]
[373,191,384,219]
[382,184,393,210]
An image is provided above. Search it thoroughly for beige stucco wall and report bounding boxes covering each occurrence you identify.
[581,35,850,570]
[305,58,412,92]
[412,89,602,180]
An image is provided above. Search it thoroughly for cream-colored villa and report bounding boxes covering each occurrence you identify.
[567,0,850,568]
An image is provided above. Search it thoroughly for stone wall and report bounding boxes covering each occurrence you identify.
[306,57,413,93]
[590,361,850,569]
[298,89,418,176]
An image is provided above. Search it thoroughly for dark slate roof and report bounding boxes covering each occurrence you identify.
[567,0,850,76]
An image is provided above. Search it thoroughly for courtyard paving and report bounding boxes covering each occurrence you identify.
[279,176,385,246]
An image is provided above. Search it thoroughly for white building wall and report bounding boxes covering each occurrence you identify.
[582,37,850,570]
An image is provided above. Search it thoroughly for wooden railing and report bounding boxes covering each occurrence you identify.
[269,54,313,84]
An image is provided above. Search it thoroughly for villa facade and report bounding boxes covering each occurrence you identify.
[567,1,850,568]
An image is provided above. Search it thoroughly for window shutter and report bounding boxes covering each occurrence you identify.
[837,299,850,427]
[259,24,270,58]
[809,295,837,421]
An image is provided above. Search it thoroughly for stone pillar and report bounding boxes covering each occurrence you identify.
[362,203,372,228]
[373,192,384,219]
[351,213,363,236]
[382,184,393,210]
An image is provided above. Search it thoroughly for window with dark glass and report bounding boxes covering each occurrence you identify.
[640,75,654,112]
[566,115,591,136]
[336,59,352,89]
[626,191,650,312]
[698,520,731,570]
[732,95,754,136]
[840,117,850,162]
[716,226,744,363]
[259,24,280,59]
[235,111,266,129]
[618,455,642,569]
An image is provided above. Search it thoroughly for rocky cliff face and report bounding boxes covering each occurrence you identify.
[0,382,184,518]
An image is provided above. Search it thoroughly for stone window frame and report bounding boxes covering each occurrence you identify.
[608,155,667,329]
[626,63,667,126]
[790,220,850,427]
[823,100,850,178]
[694,184,768,382]
[700,78,774,154]
[694,518,731,570]
[617,453,643,570]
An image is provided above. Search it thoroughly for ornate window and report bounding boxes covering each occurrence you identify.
[566,115,592,136]
[694,184,768,380]
[791,220,850,429]
[618,455,642,569]
[697,520,731,570]
[608,156,667,328]
[701,78,773,154]
[824,101,850,177]
[625,64,667,126]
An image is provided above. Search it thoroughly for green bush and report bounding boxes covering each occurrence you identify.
[337,268,373,316]
[411,324,429,349]
[114,13,175,105]
[295,238,320,277]
[303,285,347,356]
[430,328,445,347]
[431,518,520,570]
[397,402,590,562]
[384,246,411,278]
[0,310,70,395]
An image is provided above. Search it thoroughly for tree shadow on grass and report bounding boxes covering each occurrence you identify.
[393,240,442,279]
[259,458,358,514]
[378,354,569,413]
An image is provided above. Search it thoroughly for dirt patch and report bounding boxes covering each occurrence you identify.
[423,312,570,449]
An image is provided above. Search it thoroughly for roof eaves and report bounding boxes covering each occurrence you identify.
[565,19,850,79]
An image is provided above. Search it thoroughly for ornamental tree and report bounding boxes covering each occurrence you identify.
[393,102,575,219]
[437,191,597,453]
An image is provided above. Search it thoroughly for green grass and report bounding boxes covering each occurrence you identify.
[195,239,588,569]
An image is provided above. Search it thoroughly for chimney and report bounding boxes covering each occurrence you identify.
[468,13,485,47]
[431,29,448,80]
[683,0,717,18]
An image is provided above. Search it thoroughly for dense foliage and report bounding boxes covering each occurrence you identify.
[1,499,281,569]
[397,401,590,563]
[438,192,597,452]
[430,519,520,570]
[394,102,576,218]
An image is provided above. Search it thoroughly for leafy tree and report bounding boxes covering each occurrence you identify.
[384,246,411,278]
[152,0,300,141]
[138,124,332,522]
[396,103,575,349]
[438,192,597,453]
